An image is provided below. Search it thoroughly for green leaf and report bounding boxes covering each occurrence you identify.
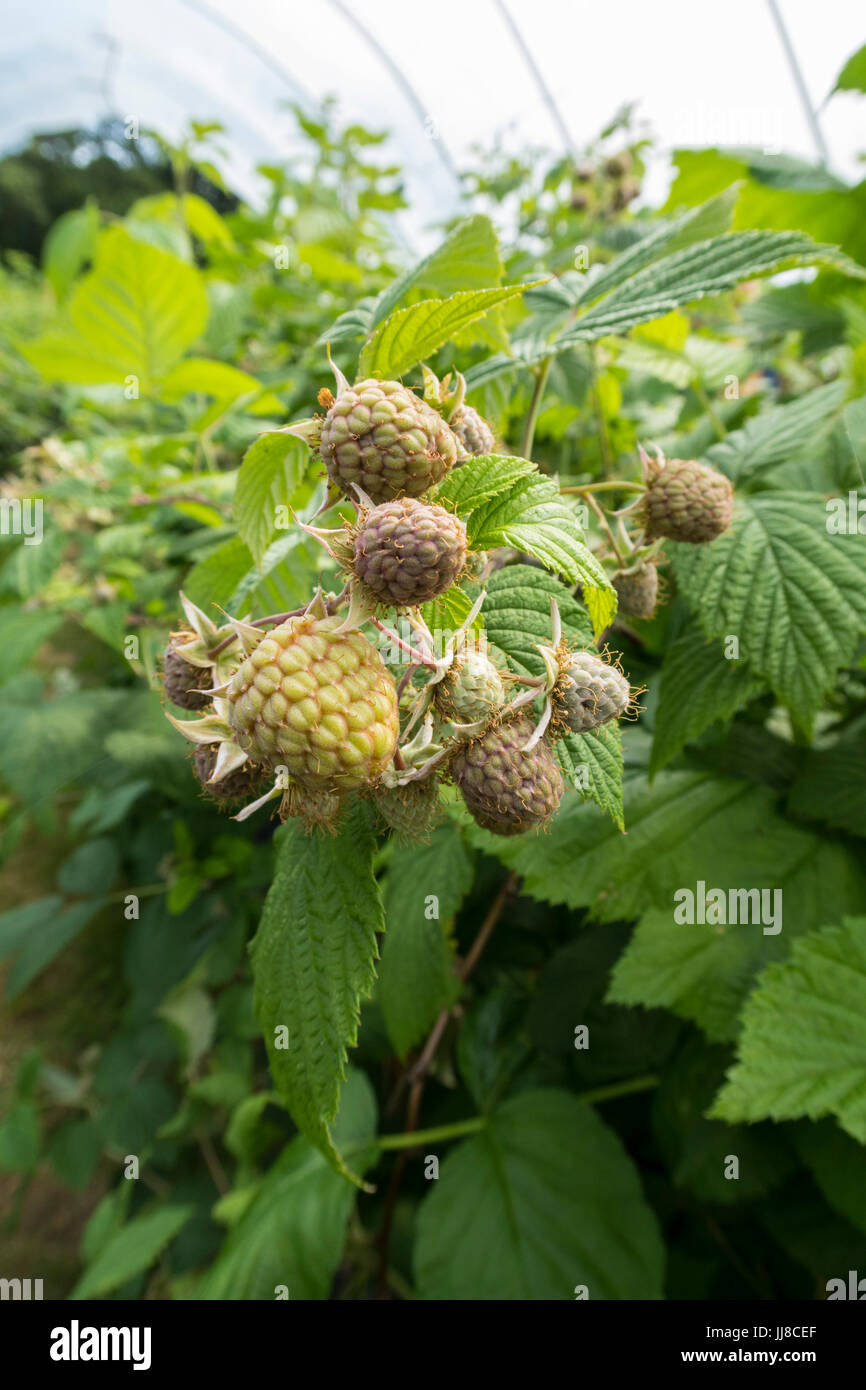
[160,358,280,413]
[234,434,308,564]
[605,798,866,1042]
[198,1070,377,1299]
[465,476,616,634]
[182,193,235,246]
[579,189,739,306]
[651,1037,794,1205]
[481,563,594,665]
[250,808,382,1187]
[787,733,866,838]
[710,918,866,1141]
[650,624,763,776]
[793,1119,866,1236]
[43,203,99,299]
[71,1204,196,1299]
[556,231,864,350]
[556,722,624,830]
[702,381,847,487]
[183,536,255,612]
[379,825,473,1057]
[832,42,866,94]
[435,453,537,517]
[372,214,503,327]
[21,226,209,393]
[671,492,866,723]
[358,284,540,380]
[0,607,64,681]
[414,1089,664,1299]
[0,1099,41,1173]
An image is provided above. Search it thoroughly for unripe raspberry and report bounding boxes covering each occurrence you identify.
[226,616,399,790]
[450,404,495,458]
[434,651,505,724]
[163,637,212,710]
[555,651,630,734]
[452,716,564,836]
[352,498,467,606]
[604,151,632,178]
[320,378,460,503]
[643,458,734,544]
[193,744,264,804]
[613,564,659,619]
[372,778,442,840]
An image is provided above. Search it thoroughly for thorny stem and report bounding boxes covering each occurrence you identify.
[521,356,553,459]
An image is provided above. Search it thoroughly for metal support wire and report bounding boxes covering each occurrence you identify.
[493,0,575,155]
[765,0,831,167]
[178,0,320,109]
[325,0,460,183]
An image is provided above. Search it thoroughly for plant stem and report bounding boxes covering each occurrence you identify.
[693,378,727,441]
[521,356,552,459]
[377,1116,486,1150]
[575,1074,659,1105]
[560,480,645,495]
[585,491,628,568]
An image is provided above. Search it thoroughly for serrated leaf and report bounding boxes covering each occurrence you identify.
[475,566,622,823]
[703,381,847,486]
[414,1089,664,1299]
[650,624,763,776]
[358,284,540,380]
[556,722,624,830]
[373,214,503,328]
[379,825,473,1057]
[465,476,615,635]
[557,231,864,350]
[71,1204,196,1299]
[605,809,866,1042]
[709,918,866,1141]
[481,563,593,668]
[22,226,208,392]
[435,453,537,517]
[250,808,382,1187]
[579,189,739,306]
[198,1070,376,1299]
[234,434,308,563]
[671,492,866,723]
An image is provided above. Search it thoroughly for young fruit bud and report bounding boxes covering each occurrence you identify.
[613,564,659,619]
[434,650,505,724]
[643,457,734,544]
[352,498,467,606]
[163,637,213,710]
[452,716,564,836]
[319,378,460,503]
[604,151,632,177]
[193,745,264,804]
[372,777,442,841]
[226,615,399,790]
[450,404,496,458]
[555,651,631,734]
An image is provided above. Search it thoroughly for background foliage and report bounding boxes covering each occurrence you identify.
[2,59,866,1299]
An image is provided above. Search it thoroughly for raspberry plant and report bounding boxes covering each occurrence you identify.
[3,79,866,1301]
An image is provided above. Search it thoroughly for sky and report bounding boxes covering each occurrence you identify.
[1,0,864,249]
